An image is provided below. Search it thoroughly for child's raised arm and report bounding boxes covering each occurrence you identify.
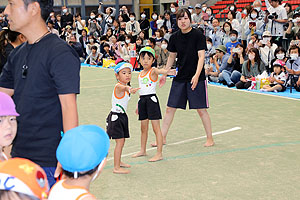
[151,67,176,82]
[115,84,140,96]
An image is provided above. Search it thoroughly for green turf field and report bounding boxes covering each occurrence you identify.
[79,67,300,200]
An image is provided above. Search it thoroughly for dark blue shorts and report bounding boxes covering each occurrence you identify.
[167,80,209,110]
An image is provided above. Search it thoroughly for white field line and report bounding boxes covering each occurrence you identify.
[209,84,300,101]
[107,126,242,161]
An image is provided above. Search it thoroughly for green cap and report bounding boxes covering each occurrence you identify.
[216,45,227,54]
[139,46,155,57]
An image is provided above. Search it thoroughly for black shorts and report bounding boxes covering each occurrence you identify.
[138,94,162,120]
[167,80,209,110]
[106,112,129,139]
[270,83,286,92]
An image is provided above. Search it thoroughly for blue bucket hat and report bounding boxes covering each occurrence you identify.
[56,125,110,173]
[114,62,133,74]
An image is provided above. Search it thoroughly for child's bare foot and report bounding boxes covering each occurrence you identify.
[120,162,131,168]
[113,167,130,174]
[148,154,163,162]
[204,139,214,147]
[132,151,146,158]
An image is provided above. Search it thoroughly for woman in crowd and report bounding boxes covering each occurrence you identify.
[139,11,150,39]
[221,22,233,46]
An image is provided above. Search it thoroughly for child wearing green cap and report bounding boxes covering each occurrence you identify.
[0,92,19,162]
[132,47,175,162]
[106,62,139,174]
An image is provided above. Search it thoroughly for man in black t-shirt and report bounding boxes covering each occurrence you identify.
[61,6,74,28]
[157,8,214,147]
[0,0,80,187]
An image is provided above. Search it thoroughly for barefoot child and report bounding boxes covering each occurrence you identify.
[261,60,287,92]
[132,47,175,162]
[0,92,19,161]
[48,125,110,199]
[106,62,139,174]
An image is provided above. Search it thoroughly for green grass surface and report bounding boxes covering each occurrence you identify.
[79,67,300,200]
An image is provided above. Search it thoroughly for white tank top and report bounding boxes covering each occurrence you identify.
[138,68,157,96]
[111,83,130,113]
[48,180,95,200]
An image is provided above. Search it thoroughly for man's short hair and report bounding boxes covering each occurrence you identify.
[149,38,156,45]
[176,8,192,22]
[171,2,179,7]
[289,45,300,55]
[23,0,53,22]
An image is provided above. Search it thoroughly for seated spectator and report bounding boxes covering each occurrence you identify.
[48,125,109,200]
[270,46,287,73]
[148,38,159,61]
[201,7,214,36]
[79,29,88,58]
[86,35,100,55]
[225,30,241,54]
[118,35,133,62]
[47,20,59,36]
[261,60,287,92]
[286,12,300,47]
[241,5,253,47]
[73,13,86,40]
[69,35,84,61]
[157,39,170,69]
[163,11,174,34]
[206,53,220,82]
[99,35,108,54]
[209,18,224,47]
[135,36,144,54]
[245,8,264,43]
[236,48,266,89]
[212,45,230,83]
[258,31,278,73]
[156,15,164,29]
[221,22,233,46]
[110,35,121,59]
[85,46,102,65]
[125,13,141,42]
[285,45,300,91]
[205,37,216,68]
[247,33,260,51]
[60,25,72,42]
[154,29,164,45]
[106,27,113,39]
[88,11,101,37]
[102,43,115,60]
[0,158,49,199]
[253,0,266,20]
[221,44,245,87]
[104,16,115,34]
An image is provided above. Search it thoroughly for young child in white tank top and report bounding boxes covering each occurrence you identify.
[132,47,175,162]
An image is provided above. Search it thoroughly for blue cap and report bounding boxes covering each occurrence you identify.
[56,125,110,173]
[114,62,133,74]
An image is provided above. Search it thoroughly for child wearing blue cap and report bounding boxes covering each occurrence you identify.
[0,92,19,161]
[132,47,175,162]
[106,62,139,174]
[48,125,110,200]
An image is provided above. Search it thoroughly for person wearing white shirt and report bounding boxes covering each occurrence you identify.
[265,0,288,47]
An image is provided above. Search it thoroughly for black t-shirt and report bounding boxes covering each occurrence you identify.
[167,28,207,82]
[0,34,80,167]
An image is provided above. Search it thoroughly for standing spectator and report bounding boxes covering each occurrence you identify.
[150,12,158,36]
[241,5,252,47]
[139,11,150,39]
[227,10,241,35]
[170,2,179,33]
[253,0,266,20]
[265,0,288,47]
[73,13,85,41]
[61,6,73,28]
[126,13,141,42]
[120,5,130,22]
[236,48,266,89]
[55,14,62,34]
[98,4,116,22]
[0,0,80,187]
[88,11,101,37]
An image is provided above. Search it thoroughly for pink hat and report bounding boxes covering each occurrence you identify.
[0,92,19,116]
[273,59,285,68]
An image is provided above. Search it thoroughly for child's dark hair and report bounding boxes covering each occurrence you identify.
[91,45,98,51]
[63,164,99,179]
[139,51,155,60]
